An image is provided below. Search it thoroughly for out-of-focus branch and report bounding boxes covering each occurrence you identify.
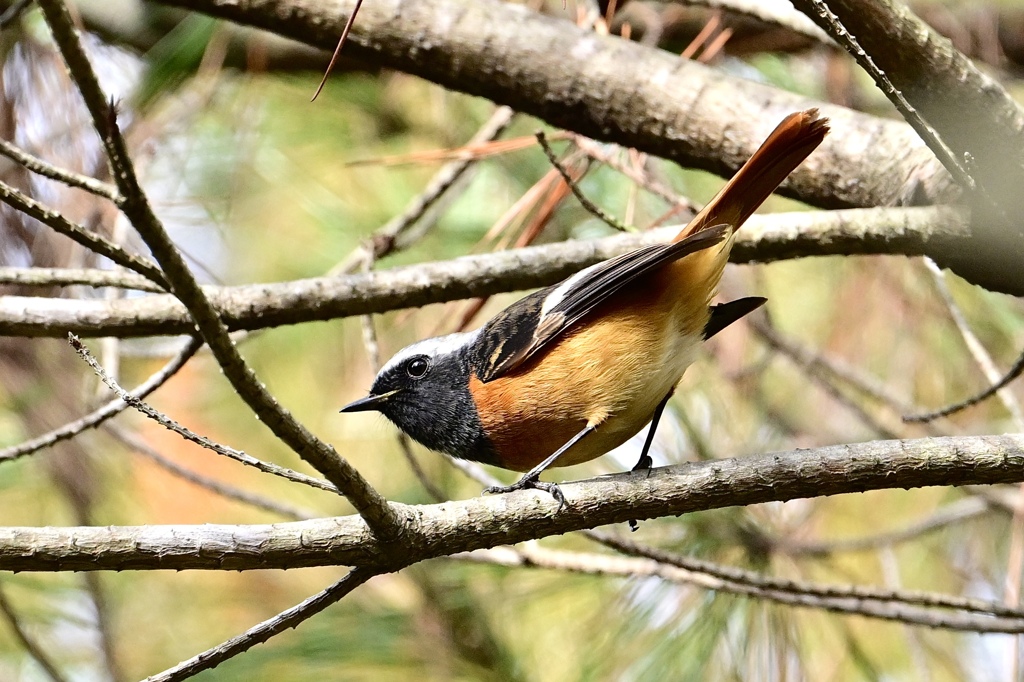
[0,206,970,339]
[143,568,378,682]
[0,434,1022,572]
[461,544,1024,633]
[0,267,163,291]
[0,585,69,682]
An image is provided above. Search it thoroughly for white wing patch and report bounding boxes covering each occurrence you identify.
[539,261,604,316]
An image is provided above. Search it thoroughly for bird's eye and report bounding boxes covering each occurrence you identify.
[406,356,430,379]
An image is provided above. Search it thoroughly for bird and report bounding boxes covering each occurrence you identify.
[342,109,829,504]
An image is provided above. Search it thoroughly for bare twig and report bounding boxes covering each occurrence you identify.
[0,137,121,203]
[570,134,696,215]
[0,336,203,463]
[37,0,399,536]
[0,178,168,288]
[67,334,340,494]
[460,544,1024,633]
[590,530,1024,619]
[310,0,364,101]
[904,259,1024,423]
[143,568,378,682]
[81,573,124,682]
[799,0,974,192]
[751,318,947,437]
[0,0,33,30]
[778,496,992,556]
[536,130,634,233]
[333,106,516,274]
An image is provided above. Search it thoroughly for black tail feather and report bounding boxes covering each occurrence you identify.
[704,297,767,340]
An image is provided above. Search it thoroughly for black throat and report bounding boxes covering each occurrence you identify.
[377,348,500,467]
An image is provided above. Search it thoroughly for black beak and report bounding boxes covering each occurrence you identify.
[339,390,398,413]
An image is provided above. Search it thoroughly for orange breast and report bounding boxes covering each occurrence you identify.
[469,261,719,472]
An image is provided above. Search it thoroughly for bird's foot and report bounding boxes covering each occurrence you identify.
[485,476,565,512]
[631,454,653,475]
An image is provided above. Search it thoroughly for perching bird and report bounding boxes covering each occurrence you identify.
[342,110,829,501]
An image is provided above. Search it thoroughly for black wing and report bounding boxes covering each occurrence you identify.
[472,225,729,382]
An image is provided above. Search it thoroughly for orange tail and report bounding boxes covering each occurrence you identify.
[674,109,829,242]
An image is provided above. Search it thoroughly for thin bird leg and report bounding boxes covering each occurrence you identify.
[632,391,673,472]
[484,424,597,511]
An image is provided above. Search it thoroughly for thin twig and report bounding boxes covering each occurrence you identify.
[310,0,365,101]
[67,334,340,494]
[0,0,32,30]
[0,336,203,463]
[0,178,168,288]
[570,134,696,214]
[38,0,399,536]
[0,584,70,682]
[81,573,124,682]
[536,130,634,233]
[108,424,315,520]
[801,0,975,193]
[904,258,1024,423]
[0,137,121,203]
[143,568,378,682]
[0,266,163,291]
[751,318,946,437]
[459,545,1024,633]
[589,530,1024,618]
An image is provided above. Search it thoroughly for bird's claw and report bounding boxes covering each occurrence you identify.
[484,477,565,512]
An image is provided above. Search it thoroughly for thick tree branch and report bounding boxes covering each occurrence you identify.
[0,434,1020,572]
[0,206,969,338]
[150,0,958,213]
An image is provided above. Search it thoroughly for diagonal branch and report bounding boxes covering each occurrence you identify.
[0,336,203,463]
[0,178,168,288]
[36,0,401,538]
[143,568,379,682]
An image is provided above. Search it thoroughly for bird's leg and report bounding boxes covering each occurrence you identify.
[628,391,673,532]
[484,424,596,512]
[632,391,672,473]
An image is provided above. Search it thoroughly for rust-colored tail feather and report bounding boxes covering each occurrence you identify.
[674,109,829,242]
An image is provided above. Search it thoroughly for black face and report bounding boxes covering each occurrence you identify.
[341,343,497,465]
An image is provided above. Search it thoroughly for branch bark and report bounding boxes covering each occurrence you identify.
[149,0,958,213]
[0,206,968,338]
[0,434,1020,572]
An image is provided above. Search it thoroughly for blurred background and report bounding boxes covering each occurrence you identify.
[0,0,1023,679]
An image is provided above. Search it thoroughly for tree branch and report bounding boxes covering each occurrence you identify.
[0,206,969,338]
[150,0,959,212]
[790,0,1024,293]
[0,434,1021,572]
